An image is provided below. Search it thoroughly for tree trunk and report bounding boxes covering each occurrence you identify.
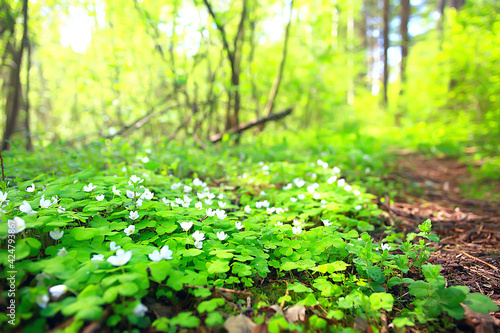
[259,0,294,131]
[382,0,390,105]
[399,0,410,93]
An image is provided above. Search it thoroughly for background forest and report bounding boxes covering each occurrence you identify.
[1,0,498,155]
[1,0,499,332]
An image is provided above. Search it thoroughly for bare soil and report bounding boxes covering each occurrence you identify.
[377,153,500,330]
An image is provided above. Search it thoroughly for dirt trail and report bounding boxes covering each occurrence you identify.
[378,154,500,316]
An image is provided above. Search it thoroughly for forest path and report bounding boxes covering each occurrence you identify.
[377,154,500,316]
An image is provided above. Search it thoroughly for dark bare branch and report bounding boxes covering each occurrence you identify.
[210,107,293,143]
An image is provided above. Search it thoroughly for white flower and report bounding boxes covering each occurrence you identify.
[332,167,341,174]
[194,241,203,249]
[124,225,135,236]
[148,250,162,262]
[112,186,121,196]
[195,202,202,210]
[260,190,266,196]
[204,199,213,205]
[321,199,327,204]
[197,192,206,200]
[192,230,205,242]
[51,196,58,205]
[218,193,224,199]
[183,195,192,203]
[184,185,192,193]
[355,205,362,211]
[40,197,52,209]
[110,241,121,251]
[275,221,283,226]
[344,185,352,192]
[293,178,305,188]
[83,183,97,192]
[327,176,337,184]
[57,247,68,257]
[293,219,302,226]
[353,190,361,196]
[235,222,244,230]
[8,217,26,234]
[337,179,346,187]
[292,226,302,235]
[180,221,193,231]
[276,207,285,214]
[321,219,333,227]
[57,206,66,214]
[283,183,292,190]
[91,254,104,261]
[193,178,202,186]
[365,167,371,174]
[26,184,35,193]
[49,228,64,240]
[216,231,228,240]
[95,194,105,201]
[160,245,173,260]
[133,302,148,317]
[20,200,37,215]
[129,175,144,185]
[298,194,305,200]
[49,285,67,298]
[36,294,49,308]
[0,191,7,203]
[218,201,226,208]
[313,192,321,200]
[215,209,227,220]
[206,208,215,217]
[129,211,139,220]
[107,249,132,266]
[207,192,215,200]
[141,156,149,163]
[290,197,297,202]
[381,243,391,251]
[244,205,251,213]
[141,189,154,200]
[126,190,137,199]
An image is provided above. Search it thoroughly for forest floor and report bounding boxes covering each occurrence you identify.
[376,153,500,331]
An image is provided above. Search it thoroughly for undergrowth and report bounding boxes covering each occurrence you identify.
[0,131,497,332]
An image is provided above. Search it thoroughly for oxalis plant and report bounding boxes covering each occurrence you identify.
[0,154,497,333]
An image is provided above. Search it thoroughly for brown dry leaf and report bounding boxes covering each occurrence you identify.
[463,304,500,333]
[223,315,256,333]
[258,304,285,318]
[284,304,306,323]
[251,323,270,333]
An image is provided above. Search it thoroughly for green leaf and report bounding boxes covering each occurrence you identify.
[408,281,432,298]
[418,219,432,233]
[392,317,414,328]
[198,298,225,313]
[183,249,203,257]
[207,260,230,274]
[463,293,499,314]
[369,292,394,311]
[150,261,171,283]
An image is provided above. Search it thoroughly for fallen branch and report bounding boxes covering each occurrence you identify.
[182,284,253,296]
[210,107,293,143]
[460,251,499,272]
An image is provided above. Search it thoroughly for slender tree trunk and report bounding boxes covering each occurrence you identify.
[24,0,32,151]
[347,2,354,105]
[2,0,28,151]
[450,0,465,10]
[259,0,294,131]
[399,0,410,93]
[382,0,390,105]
